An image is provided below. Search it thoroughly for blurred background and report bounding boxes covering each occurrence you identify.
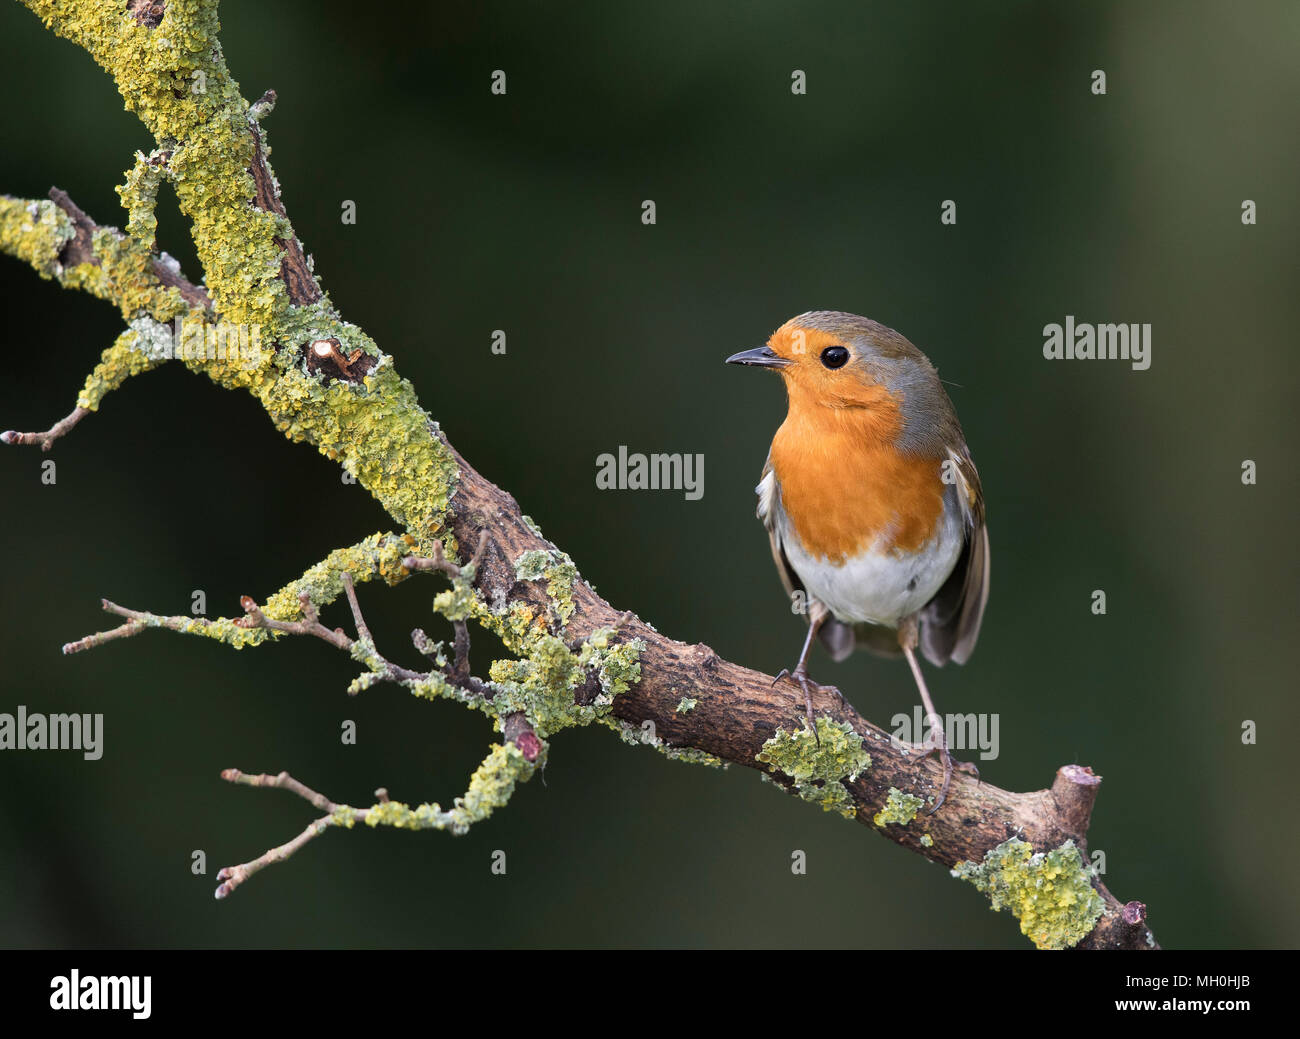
[0,0,1296,948]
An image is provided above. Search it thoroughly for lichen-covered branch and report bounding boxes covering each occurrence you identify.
[213,753,535,898]
[1,0,1158,948]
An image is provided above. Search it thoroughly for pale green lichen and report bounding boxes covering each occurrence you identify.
[488,628,644,739]
[256,365,459,554]
[616,720,661,748]
[360,743,534,836]
[124,314,179,361]
[0,196,192,324]
[576,628,644,698]
[873,787,925,828]
[951,838,1105,950]
[122,612,272,651]
[660,745,727,768]
[261,532,416,621]
[513,549,578,626]
[22,0,287,332]
[755,717,871,819]
[348,636,387,678]
[0,198,74,279]
[11,3,462,555]
[78,327,164,411]
[404,669,493,717]
[98,533,419,657]
[612,721,727,769]
[490,635,588,737]
[920,833,934,847]
[346,671,382,696]
[431,578,482,626]
[117,149,165,245]
[676,696,698,714]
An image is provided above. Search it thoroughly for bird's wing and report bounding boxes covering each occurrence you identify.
[920,444,990,666]
[757,458,800,605]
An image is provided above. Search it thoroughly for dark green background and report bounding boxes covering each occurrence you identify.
[0,1,1295,948]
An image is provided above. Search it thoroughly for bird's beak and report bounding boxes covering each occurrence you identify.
[725,345,790,369]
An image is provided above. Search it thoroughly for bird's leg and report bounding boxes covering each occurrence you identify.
[896,615,974,813]
[773,601,842,742]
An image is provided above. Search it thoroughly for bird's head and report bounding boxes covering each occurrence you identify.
[727,310,957,448]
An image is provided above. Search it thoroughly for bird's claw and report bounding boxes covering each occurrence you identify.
[902,734,977,814]
[773,667,845,745]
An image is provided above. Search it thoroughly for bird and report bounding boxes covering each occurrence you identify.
[727,310,989,810]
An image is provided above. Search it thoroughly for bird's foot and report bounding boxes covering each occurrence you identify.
[903,727,978,814]
[772,668,844,744]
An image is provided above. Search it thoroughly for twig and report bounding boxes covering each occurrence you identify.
[466,530,489,573]
[341,572,374,648]
[401,534,492,691]
[235,592,351,650]
[402,531,487,580]
[2,406,89,451]
[235,590,427,686]
[221,767,337,810]
[62,599,212,654]
[402,541,459,578]
[214,769,365,899]
[44,187,213,311]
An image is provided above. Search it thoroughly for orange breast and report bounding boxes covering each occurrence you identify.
[770,390,947,564]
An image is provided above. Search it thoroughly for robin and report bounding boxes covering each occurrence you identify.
[727,311,989,809]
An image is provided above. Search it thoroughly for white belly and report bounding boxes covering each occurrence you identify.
[777,504,963,627]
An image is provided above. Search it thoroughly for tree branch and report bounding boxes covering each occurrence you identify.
[0,0,1158,948]
[437,440,1159,950]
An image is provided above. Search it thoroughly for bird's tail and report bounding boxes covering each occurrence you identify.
[818,618,904,662]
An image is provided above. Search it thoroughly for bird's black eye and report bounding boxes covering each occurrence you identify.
[820,345,849,370]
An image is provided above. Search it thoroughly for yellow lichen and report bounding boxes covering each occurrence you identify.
[756,717,871,819]
[951,838,1106,950]
[873,787,925,827]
